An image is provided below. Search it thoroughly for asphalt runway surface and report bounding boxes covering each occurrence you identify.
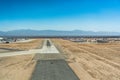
[0,48,21,53]
[30,60,79,80]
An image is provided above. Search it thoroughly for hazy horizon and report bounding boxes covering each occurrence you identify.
[0,0,120,32]
[0,29,120,33]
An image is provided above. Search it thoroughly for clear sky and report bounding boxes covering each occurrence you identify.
[0,0,120,32]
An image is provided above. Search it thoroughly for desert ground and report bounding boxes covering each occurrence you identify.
[0,39,43,50]
[0,39,43,80]
[0,54,36,80]
[0,39,120,80]
[53,39,120,80]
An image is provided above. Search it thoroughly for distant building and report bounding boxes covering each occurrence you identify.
[0,37,4,43]
[0,37,3,41]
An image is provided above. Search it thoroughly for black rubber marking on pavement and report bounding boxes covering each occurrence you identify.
[30,60,80,80]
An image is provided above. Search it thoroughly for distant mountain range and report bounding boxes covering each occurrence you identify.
[0,29,120,36]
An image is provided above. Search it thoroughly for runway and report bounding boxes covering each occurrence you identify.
[30,39,79,80]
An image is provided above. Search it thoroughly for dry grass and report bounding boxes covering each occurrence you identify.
[0,39,43,50]
[0,54,36,80]
[53,39,120,80]
[0,39,43,80]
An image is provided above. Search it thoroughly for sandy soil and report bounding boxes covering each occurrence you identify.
[53,39,120,80]
[0,54,36,80]
[0,39,43,50]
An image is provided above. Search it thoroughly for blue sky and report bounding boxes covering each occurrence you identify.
[0,0,120,32]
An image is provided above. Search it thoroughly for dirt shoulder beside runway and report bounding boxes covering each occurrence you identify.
[0,39,43,80]
[53,39,120,80]
[0,39,43,51]
[0,54,36,80]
